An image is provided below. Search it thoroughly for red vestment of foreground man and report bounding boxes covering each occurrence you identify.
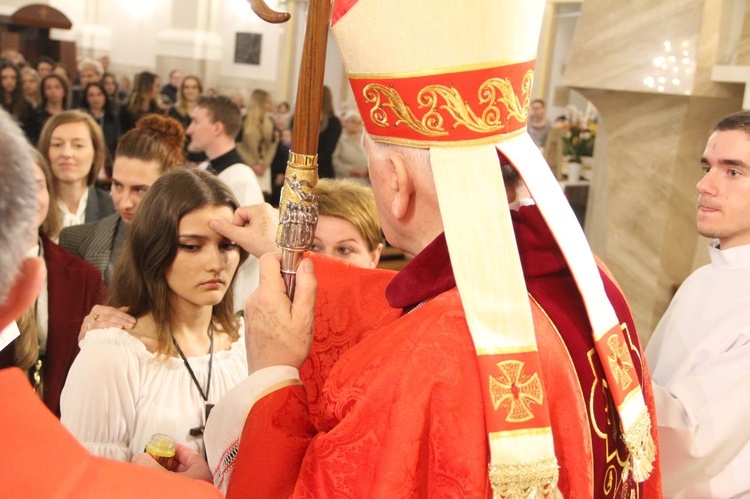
[225,206,661,498]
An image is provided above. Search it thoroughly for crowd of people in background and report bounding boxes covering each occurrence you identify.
[0,49,382,447]
[0,50,368,205]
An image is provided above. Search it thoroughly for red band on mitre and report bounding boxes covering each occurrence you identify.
[477,351,552,433]
[349,59,536,147]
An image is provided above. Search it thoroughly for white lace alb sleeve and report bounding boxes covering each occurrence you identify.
[204,365,300,493]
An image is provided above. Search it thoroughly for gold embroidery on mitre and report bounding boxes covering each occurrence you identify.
[606,334,634,391]
[489,360,544,423]
[362,71,533,138]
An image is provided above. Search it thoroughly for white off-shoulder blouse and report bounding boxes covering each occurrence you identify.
[60,321,247,461]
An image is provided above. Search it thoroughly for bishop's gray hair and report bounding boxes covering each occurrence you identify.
[0,110,37,304]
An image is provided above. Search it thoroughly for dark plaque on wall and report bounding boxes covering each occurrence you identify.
[234,32,262,65]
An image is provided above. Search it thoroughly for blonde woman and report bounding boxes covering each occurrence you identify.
[237,88,277,197]
[168,75,203,129]
[37,110,115,229]
[312,179,383,269]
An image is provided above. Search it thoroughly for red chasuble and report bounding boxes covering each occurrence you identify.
[228,205,662,498]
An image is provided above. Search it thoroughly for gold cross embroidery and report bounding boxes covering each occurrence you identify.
[489,360,544,423]
[606,335,634,391]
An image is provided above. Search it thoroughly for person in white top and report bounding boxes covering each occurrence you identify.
[60,168,249,461]
[37,110,115,230]
[645,110,750,497]
[187,95,264,313]
[332,111,370,186]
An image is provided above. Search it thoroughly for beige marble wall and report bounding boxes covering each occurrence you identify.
[739,1,750,64]
[563,0,745,343]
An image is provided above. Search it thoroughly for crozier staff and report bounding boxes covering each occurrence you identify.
[249,0,332,299]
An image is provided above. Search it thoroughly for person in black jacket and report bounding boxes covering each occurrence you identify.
[79,82,121,179]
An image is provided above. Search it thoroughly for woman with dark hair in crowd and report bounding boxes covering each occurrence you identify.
[1,59,32,131]
[101,71,124,112]
[21,66,42,109]
[61,168,248,461]
[36,56,56,78]
[80,81,121,176]
[286,85,341,180]
[120,71,163,133]
[168,75,205,163]
[0,148,106,417]
[37,110,114,229]
[316,85,342,180]
[59,114,185,287]
[27,73,71,144]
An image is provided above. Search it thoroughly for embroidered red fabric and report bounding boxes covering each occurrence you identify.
[227,205,662,498]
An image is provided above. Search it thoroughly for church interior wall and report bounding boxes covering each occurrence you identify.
[564,0,746,341]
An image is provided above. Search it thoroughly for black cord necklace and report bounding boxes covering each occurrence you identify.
[172,321,214,436]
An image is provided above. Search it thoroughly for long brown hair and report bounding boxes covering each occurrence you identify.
[245,88,271,128]
[126,71,162,116]
[109,168,248,357]
[14,148,59,371]
[0,60,29,120]
[174,75,203,117]
[39,73,71,110]
[37,110,106,186]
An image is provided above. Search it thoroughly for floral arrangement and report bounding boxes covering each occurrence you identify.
[561,104,596,163]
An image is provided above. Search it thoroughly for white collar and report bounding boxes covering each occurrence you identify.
[708,240,750,270]
[57,187,90,228]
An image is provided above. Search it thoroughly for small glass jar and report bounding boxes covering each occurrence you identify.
[145,433,176,470]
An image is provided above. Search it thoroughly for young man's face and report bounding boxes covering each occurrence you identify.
[696,129,750,249]
[186,106,214,153]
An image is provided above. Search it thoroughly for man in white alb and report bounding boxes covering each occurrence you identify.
[187,95,265,312]
[646,110,750,497]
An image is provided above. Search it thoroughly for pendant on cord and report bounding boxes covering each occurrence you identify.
[190,402,215,436]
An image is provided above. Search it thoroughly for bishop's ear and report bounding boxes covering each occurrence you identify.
[387,151,415,220]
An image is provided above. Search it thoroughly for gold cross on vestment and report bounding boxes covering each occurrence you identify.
[489,360,544,423]
[606,334,634,391]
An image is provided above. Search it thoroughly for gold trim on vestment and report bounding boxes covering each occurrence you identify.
[346,55,538,80]
[617,386,644,413]
[488,457,559,499]
[488,427,553,440]
[531,294,595,498]
[368,127,528,149]
[476,342,538,356]
[252,379,304,405]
